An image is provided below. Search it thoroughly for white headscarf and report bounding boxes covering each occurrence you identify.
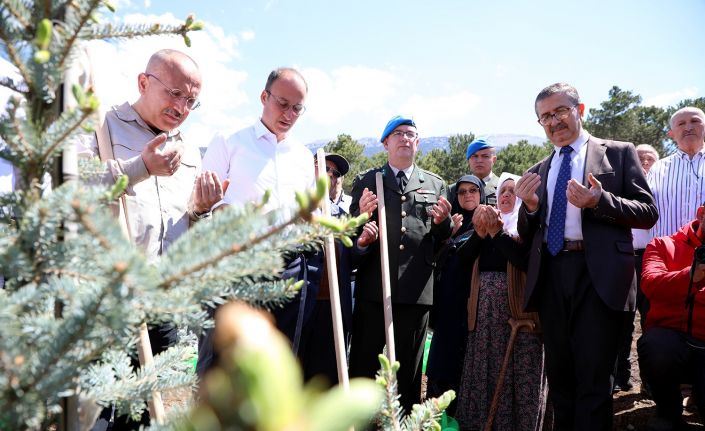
[497,172,521,236]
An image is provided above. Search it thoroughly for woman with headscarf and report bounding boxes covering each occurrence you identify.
[496,172,522,237]
[455,173,548,431]
[426,175,486,415]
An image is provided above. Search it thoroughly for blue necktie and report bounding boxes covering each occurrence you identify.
[547,146,574,256]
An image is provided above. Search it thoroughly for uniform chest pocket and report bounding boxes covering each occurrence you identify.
[413,193,438,220]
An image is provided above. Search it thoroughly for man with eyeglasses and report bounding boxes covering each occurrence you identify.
[348,115,452,413]
[314,153,351,215]
[296,152,377,385]
[78,49,226,429]
[515,83,657,430]
[198,67,315,374]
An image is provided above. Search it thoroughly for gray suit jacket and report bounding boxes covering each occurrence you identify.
[518,136,658,311]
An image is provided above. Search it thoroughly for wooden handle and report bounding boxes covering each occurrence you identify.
[137,323,165,424]
[375,172,395,363]
[316,149,351,391]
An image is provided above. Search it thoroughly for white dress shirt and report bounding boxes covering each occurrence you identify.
[202,120,315,218]
[647,148,705,238]
[545,129,590,241]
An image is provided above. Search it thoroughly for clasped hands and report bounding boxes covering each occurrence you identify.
[470,205,503,238]
[515,171,603,213]
[140,134,229,214]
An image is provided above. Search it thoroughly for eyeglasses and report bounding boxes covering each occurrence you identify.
[537,105,576,126]
[390,130,418,140]
[266,90,306,116]
[457,187,480,196]
[326,166,342,178]
[145,73,200,110]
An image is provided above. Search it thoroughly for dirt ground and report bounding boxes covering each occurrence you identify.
[612,314,702,430]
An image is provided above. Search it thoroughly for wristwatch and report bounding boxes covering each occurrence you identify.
[193,209,212,220]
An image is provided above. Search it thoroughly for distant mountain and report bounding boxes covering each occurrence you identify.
[306,133,545,157]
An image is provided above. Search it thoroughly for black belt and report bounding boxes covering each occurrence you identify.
[545,240,584,252]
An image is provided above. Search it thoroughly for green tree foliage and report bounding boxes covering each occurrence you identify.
[417,133,474,183]
[494,140,553,175]
[324,134,366,192]
[582,86,705,157]
[367,151,390,172]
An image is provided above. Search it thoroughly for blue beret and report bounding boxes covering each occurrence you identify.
[466,139,493,159]
[380,115,416,143]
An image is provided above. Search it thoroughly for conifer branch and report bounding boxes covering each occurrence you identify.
[71,199,112,250]
[0,25,33,90]
[84,22,193,41]
[45,267,98,281]
[21,281,111,393]
[8,106,36,157]
[38,108,92,166]
[54,0,102,71]
[0,76,28,95]
[158,216,299,290]
[1,0,34,31]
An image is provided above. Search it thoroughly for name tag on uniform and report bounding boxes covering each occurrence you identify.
[416,189,435,194]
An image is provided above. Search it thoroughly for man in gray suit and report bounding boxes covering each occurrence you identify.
[348,115,452,412]
[515,83,658,431]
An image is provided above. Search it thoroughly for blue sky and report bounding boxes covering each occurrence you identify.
[3,0,705,146]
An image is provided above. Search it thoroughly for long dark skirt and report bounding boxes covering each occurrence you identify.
[456,271,548,431]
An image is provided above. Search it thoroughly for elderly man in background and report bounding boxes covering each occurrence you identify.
[316,152,351,215]
[648,107,705,239]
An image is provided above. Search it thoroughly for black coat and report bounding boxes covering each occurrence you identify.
[350,163,452,305]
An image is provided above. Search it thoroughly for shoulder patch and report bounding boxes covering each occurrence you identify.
[356,166,383,178]
[418,168,445,182]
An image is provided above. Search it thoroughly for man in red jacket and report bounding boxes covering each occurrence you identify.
[639,201,705,431]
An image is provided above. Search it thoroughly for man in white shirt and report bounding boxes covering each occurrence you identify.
[648,107,705,239]
[198,67,315,375]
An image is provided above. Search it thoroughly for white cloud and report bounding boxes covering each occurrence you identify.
[495,64,507,79]
[290,66,485,142]
[286,66,402,141]
[643,87,698,107]
[399,91,482,136]
[303,66,398,125]
[240,30,255,42]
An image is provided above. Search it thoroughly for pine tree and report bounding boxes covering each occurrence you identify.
[0,2,359,429]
